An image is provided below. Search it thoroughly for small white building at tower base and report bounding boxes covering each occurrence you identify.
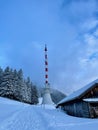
[42,84,54,105]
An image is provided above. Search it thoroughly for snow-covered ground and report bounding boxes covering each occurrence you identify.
[0,97,98,130]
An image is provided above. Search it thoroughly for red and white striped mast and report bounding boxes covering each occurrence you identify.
[42,44,54,105]
[45,44,49,86]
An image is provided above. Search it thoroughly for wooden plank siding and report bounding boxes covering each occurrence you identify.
[61,100,90,118]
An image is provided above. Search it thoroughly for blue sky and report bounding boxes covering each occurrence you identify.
[0,0,98,94]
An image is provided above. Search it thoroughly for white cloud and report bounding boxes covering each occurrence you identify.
[94,29,98,37]
[82,19,98,31]
[55,12,98,94]
[72,19,98,93]
[1,0,98,95]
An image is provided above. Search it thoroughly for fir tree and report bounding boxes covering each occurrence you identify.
[0,67,3,84]
[25,77,32,103]
[0,67,39,104]
[31,83,38,104]
[0,67,3,95]
[0,67,14,99]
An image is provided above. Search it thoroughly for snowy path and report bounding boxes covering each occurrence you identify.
[0,106,47,130]
[0,106,98,130]
[0,98,98,130]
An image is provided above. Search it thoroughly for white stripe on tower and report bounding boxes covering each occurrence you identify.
[45,44,48,85]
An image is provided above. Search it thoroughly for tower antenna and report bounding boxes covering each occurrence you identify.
[45,44,49,86]
[42,44,54,105]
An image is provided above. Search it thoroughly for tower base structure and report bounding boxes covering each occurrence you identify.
[42,85,54,105]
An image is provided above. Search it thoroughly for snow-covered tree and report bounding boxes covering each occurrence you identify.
[0,67,3,95]
[0,66,14,98]
[0,67,3,84]
[12,69,20,100]
[0,66,39,104]
[31,83,38,104]
[25,77,32,103]
[17,69,25,101]
[17,70,31,103]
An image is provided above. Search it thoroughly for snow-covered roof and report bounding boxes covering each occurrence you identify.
[57,79,98,106]
[83,98,98,103]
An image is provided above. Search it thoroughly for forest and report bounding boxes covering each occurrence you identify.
[0,66,38,104]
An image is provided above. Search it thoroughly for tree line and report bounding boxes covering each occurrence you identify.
[0,66,38,104]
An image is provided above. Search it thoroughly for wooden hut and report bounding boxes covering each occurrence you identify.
[56,79,98,118]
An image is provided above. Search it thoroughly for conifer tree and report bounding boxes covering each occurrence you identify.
[0,67,3,95]
[0,67,39,104]
[25,77,32,103]
[31,83,38,104]
[0,67,14,98]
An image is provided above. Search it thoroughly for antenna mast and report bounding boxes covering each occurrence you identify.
[45,44,49,86]
[42,44,54,105]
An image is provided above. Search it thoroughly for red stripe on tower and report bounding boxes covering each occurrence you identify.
[45,44,48,85]
[45,61,48,65]
[45,68,48,72]
[45,46,47,51]
[45,74,48,78]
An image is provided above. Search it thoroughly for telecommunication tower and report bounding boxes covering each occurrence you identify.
[42,45,54,105]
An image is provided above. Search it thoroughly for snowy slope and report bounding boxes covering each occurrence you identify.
[0,97,98,130]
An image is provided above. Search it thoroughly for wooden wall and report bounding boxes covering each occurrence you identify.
[61,100,90,118]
